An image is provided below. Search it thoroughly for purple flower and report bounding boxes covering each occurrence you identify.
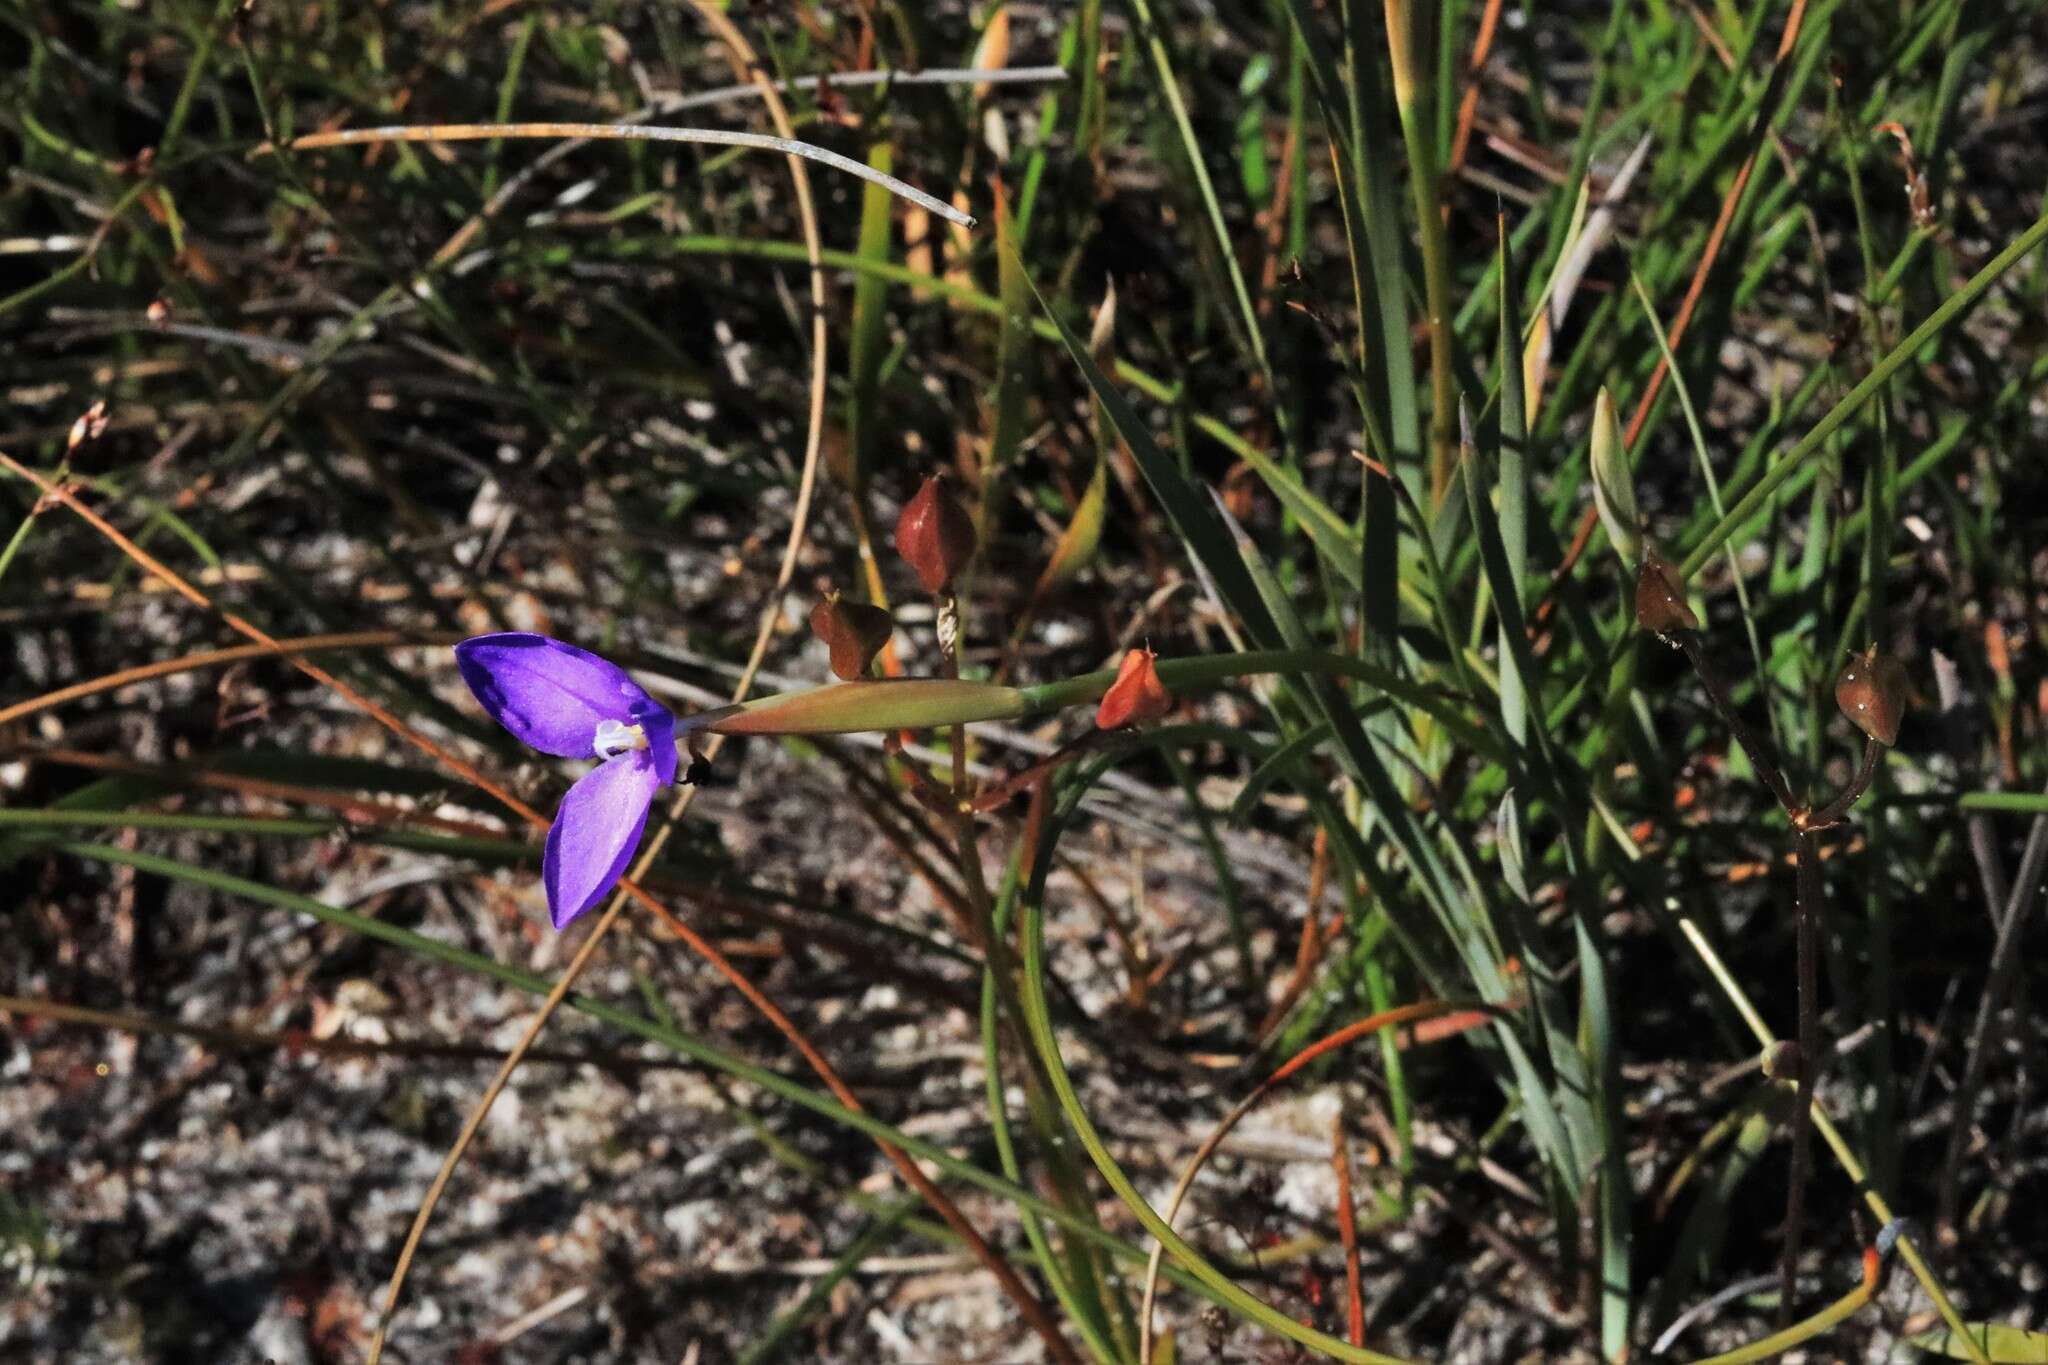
[455,632,681,929]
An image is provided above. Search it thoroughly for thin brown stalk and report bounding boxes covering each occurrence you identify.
[1673,630,1800,816]
[970,731,1115,813]
[1661,631,1880,1330]
[1446,0,1506,176]
[1782,829,1822,1325]
[1257,826,1336,1041]
[1333,1110,1367,1347]
[1810,738,1883,829]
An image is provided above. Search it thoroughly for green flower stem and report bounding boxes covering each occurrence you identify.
[1383,0,1459,506]
[981,972,1123,1365]
[1015,872,1418,1364]
[0,505,44,591]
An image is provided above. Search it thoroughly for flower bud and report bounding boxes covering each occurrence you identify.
[1095,647,1173,729]
[66,399,109,455]
[809,591,894,681]
[894,475,976,594]
[1589,386,1641,567]
[1836,646,1909,747]
[1634,547,1699,636]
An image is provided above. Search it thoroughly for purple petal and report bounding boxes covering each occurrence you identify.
[542,751,659,928]
[642,704,677,787]
[456,633,672,762]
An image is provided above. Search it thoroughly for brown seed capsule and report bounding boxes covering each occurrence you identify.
[808,591,895,681]
[894,475,976,594]
[1095,647,1173,729]
[1835,646,1909,747]
[1634,548,1699,636]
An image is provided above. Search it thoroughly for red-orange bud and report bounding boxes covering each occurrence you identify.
[894,475,976,594]
[1095,647,1173,729]
[809,592,894,681]
[1836,646,1909,747]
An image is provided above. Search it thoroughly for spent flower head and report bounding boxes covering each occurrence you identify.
[895,474,976,594]
[455,632,698,928]
[1634,547,1699,636]
[1835,645,1909,747]
[809,591,894,681]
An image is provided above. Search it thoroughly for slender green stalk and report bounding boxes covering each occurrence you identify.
[1383,0,1459,504]
[0,511,43,591]
[158,0,239,161]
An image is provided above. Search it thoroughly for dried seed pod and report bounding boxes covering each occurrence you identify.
[1835,646,1909,747]
[809,591,894,681]
[1634,547,1699,636]
[894,474,976,594]
[1095,647,1173,729]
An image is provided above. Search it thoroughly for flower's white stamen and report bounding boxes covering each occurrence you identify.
[592,719,647,759]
